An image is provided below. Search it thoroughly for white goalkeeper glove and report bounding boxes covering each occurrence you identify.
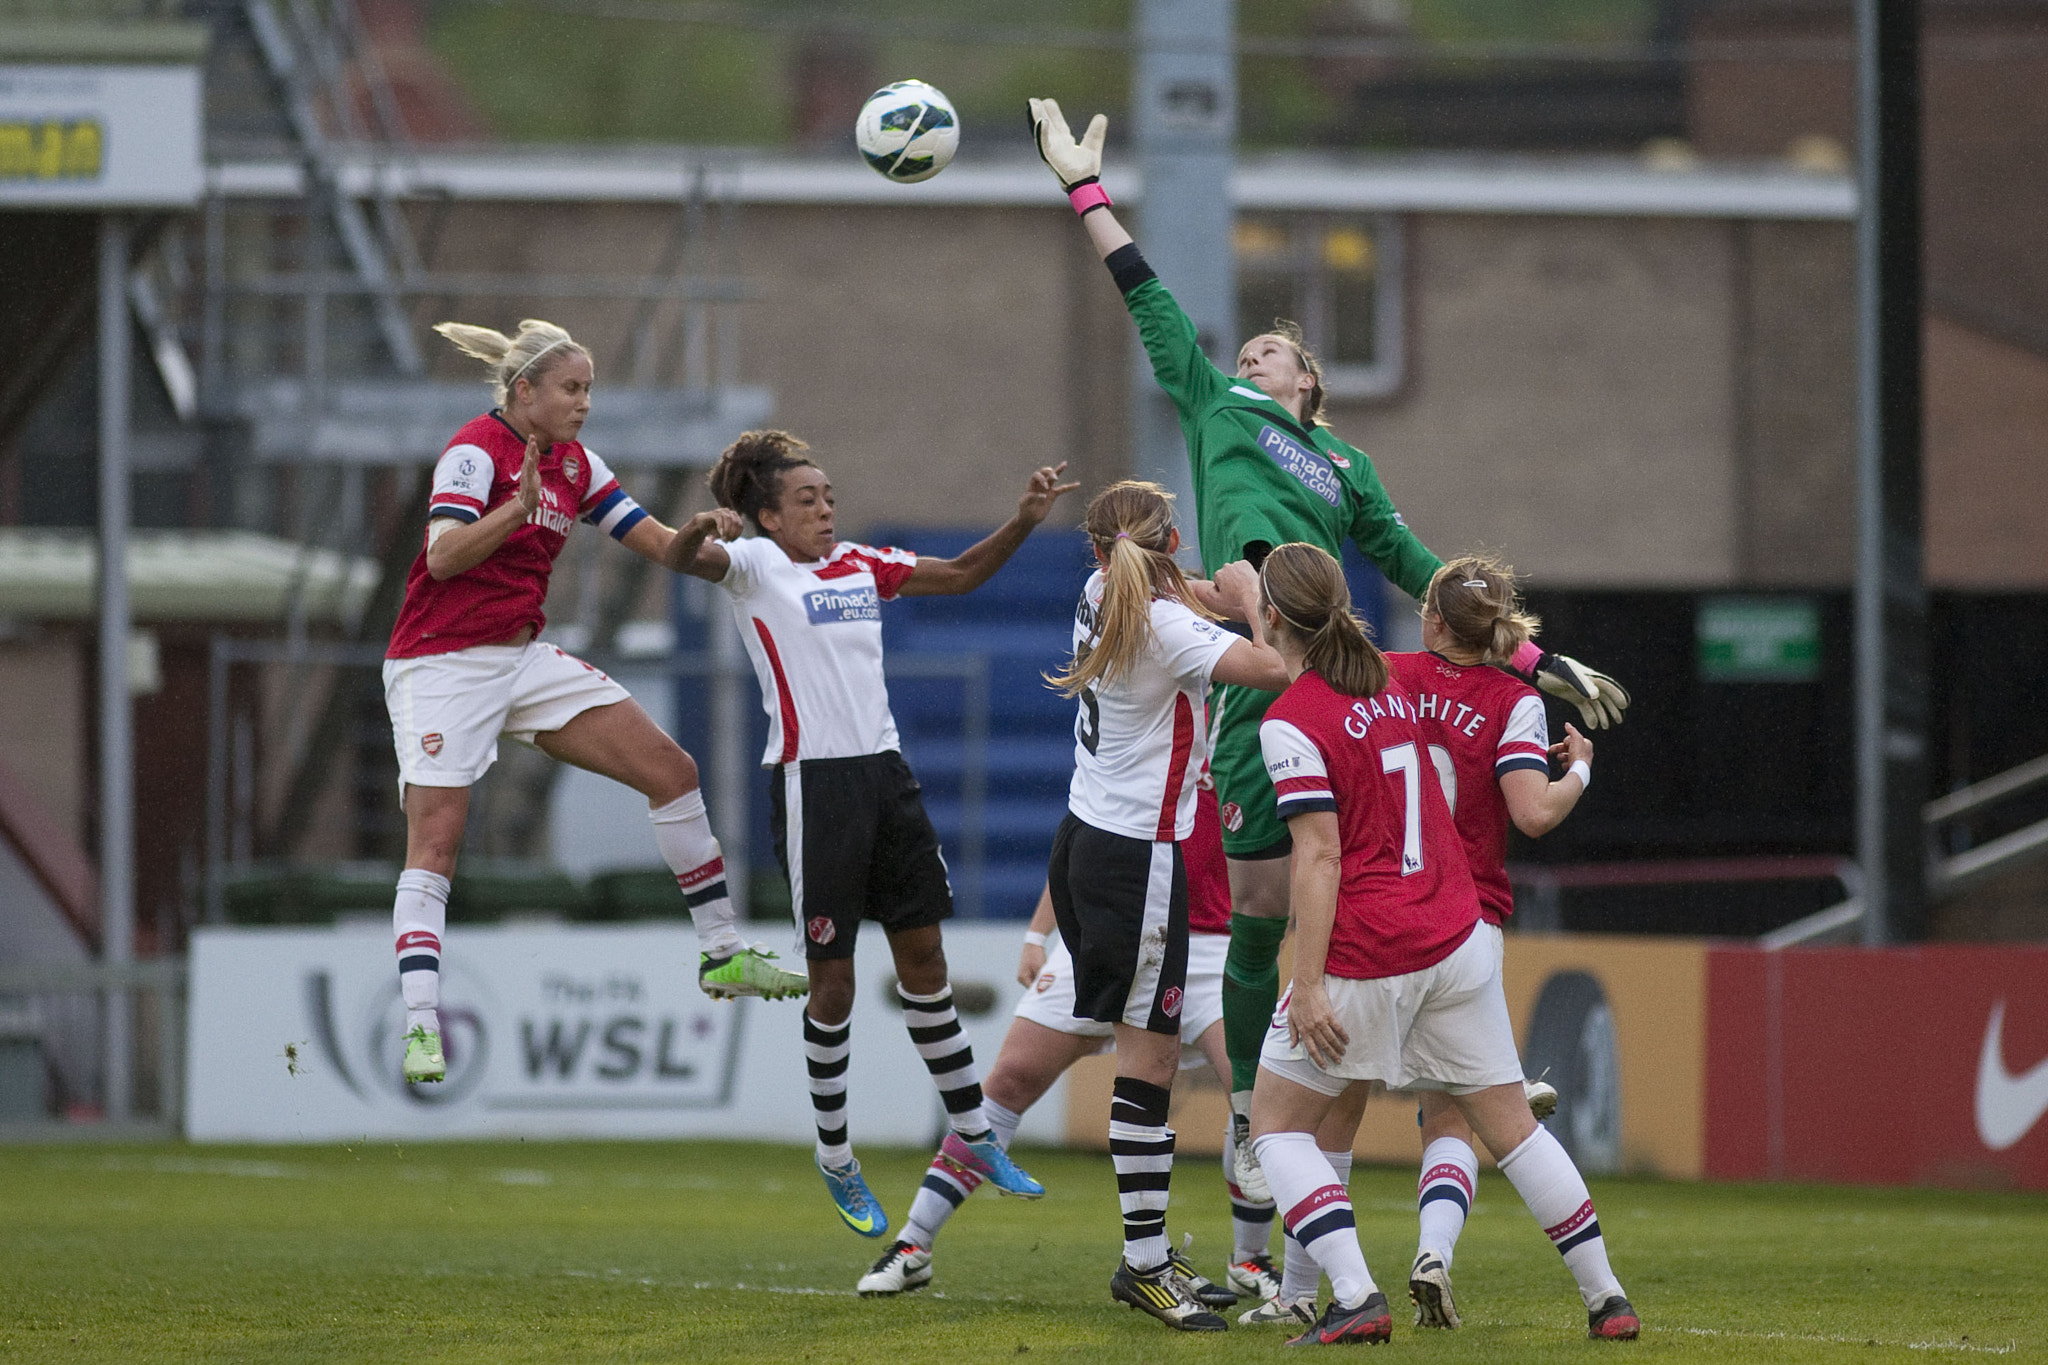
[1027,97,1107,193]
[1533,652,1631,730]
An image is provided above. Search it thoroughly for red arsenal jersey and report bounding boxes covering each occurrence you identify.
[1186,783,1231,936]
[387,412,646,659]
[1259,671,1480,980]
[1387,652,1551,926]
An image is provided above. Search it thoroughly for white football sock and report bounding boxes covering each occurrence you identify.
[392,868,450,1034]
[1225,1117,1278,1261]
[649,790,744,958]
[1278,1149,1350,1302]
[983,1097,1024,1150]
[1497,1126,1624,1309]
[1417,1136,1479,1267]
[1253,1131,1377,1309]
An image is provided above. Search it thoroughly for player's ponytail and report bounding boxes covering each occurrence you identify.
[433,318,588,407]
[1425,554,1540,667]
[1047,480,1212,698]
[1259,542,1387,697]
[707,429,820,531]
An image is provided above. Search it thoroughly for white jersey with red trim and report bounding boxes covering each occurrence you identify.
[1259,671,1480,980]
[716,535,919,764]
[1388,652,1550,926]
[1065,569,1237,843]
[387,411,647,659]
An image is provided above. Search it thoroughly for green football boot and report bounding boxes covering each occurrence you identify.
[402,1025,446,1083]
[699,945,810,1001]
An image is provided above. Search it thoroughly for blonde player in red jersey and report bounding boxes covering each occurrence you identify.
[1387,555,1595,1329]
[1244,544,1637,1346]
[382,319,801,1088]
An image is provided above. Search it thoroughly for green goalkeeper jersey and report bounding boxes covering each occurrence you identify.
[1121,273,1442,600]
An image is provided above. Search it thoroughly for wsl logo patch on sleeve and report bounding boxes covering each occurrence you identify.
[1256,425,1342,507]
[805,584,881,624]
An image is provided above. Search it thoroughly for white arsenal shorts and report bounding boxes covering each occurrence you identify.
[1258,921,1523,1097]
[382,641,633,793]
[1014,929,1227,1066]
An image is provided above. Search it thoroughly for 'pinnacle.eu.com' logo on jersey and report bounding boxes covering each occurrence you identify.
[806,584,881,624]
[1257,425,1342,508]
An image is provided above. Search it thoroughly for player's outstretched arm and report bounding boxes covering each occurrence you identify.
[1205,560,1292,692]
[425,434,543,580]
[1028,97,1226,418]
[899,462,1079,597]
[1527,653,1630,730]
[620,505,741,581]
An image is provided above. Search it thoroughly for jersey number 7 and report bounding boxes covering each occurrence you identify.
[1380,741,1425,875]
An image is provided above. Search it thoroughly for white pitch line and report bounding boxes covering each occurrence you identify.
[1673,1326,2019,1355]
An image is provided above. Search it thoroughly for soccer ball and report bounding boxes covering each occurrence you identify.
[855,80,960,184]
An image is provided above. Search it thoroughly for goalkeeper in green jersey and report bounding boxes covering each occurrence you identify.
[1026,97,1631,1197]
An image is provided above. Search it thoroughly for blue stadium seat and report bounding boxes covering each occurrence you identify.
[873,527,1092,919]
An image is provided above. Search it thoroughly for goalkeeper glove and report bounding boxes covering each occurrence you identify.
[1533,652,1631,730]
[1027,97,1110,210]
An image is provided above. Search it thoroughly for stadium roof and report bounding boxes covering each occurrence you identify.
[0,530,376,624]
[209,150,1856,221]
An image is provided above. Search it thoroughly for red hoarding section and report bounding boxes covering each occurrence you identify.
[1706,945,2048,1188]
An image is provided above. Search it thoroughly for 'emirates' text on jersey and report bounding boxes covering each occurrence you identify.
[1065,570,1237,843]
[1387,652,1550,927]
[717,536,919,765]
[387,412,646,659]
[1259,671,1481,980]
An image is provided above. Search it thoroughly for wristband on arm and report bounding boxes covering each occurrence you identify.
[1567,759,1591,792]
[1023,930,1049,949]
[1066,177,1111,216]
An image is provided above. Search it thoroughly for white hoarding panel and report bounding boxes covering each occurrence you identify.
[0,65,202,207]
[186,922,1065,1147]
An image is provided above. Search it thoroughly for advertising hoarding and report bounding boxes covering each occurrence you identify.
[0,64,202,207]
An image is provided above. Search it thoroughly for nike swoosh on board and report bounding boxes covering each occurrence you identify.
[1974,999,2048,1151]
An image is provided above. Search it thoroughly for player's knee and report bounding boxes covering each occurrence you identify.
[806,968,855,1023]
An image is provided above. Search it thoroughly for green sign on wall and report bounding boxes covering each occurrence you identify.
[1698,597,1821,682]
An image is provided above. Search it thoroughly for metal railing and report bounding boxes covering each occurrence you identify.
[1507,855,1863,947]
[0,960,187,1140]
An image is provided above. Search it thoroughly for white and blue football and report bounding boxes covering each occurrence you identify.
[855,80,960,184]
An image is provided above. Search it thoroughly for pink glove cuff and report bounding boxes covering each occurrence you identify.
[1068,181,1112,215]
[1511,639,1544,675]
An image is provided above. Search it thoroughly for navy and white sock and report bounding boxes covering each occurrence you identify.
[803,1011,853,1169]
[392,868,450,1035]
[1255,1131,1378,1309]
[1278,1148,1350,1303]
[899,986,991,1139]
[1226,1117,1278,1261]
[1497,1126,1624,1309]
[1417,1136,1479,1267]
[899,1094,1028,1250]
[1110,1076,1176,1272]
[902,1141,986,1251]
[649,791,744,959]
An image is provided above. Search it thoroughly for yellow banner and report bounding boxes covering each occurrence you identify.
[0,120,102,181]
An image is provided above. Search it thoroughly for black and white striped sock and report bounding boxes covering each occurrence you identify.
[898,986,991,1139]
[803,1010,853,1168]
[1110,1075,1176,1272]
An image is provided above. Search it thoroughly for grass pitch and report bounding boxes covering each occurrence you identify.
[1,1140,2043,1363]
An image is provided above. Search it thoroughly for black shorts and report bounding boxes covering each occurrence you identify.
[1045,813,1190,1037]
[770,751,953,961]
